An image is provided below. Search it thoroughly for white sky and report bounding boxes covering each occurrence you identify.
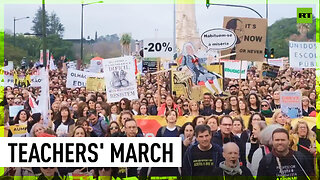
[4,3,317,40]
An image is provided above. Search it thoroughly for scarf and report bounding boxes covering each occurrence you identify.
[219,161,242,176]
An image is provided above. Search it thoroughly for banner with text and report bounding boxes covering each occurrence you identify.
[268,58,283,67]
[66,69,103,88]
[102,56,138,103]
[289,41,316,68]
[222,60,248,79]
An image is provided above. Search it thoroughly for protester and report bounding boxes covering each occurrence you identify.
[256,128,314,180]
[87,109,107,137]
[206,115,219,135]
[52,106,75,137]
[211,115,246,166]
[212,142,254,180]
[182,125,224,178]
[250,124,282,176]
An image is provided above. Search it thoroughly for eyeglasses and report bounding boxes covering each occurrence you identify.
[42,167,55,169]
[110,126,119,130]
[261,104,268,107]
[183,104,189,107]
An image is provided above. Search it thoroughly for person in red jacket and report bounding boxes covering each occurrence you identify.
[157,95,182,116]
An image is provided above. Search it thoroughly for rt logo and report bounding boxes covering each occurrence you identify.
[297,8,312,23]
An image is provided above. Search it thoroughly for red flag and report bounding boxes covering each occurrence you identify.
[28,93,39,114]
[135,58,138,75]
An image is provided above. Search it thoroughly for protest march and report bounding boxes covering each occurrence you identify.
[0,1,319,180]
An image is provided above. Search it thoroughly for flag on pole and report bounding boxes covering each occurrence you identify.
[28,93,39,114]
[38,68,50,127]
[49,54,57,70]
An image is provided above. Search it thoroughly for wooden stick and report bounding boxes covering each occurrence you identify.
[157,58,161,108]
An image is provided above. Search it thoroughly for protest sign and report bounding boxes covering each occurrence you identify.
[289,41,316,68]
[67,61,77,69]
[135,115,316,137]
[102,56,138,103]
[4,75,14,87]
[221,17,267,61]
[9,124,27,137]
[143,39,174,58]
[86,77,105,92]
[280,91,302,119]
[142,60,158,73]
[261,63,280,78]
[30,75,43,87]
[90,60,103,73]
[172,64,223,101]
[66,69,103,88]
[222,60,248,79]
[201,28,237,50]
[9,106,24,118]
[268,58,283,67]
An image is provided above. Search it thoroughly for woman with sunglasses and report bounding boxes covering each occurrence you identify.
[119,98,132,113]
[106,121,121,137]
[260,100,273,118]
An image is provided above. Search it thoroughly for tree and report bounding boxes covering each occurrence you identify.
[120,33,131,56]
[267,17,316,58]
[48,12,65,37]
[31,7,64,37]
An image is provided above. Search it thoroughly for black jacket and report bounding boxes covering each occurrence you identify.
[256,150,314,180]
[211,130,246,166]
[212,165,255,180]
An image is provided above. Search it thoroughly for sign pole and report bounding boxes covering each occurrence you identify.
[157,58,161,108]
[239,60,242,83]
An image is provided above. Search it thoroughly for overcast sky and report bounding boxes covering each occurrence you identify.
[4,3,317,40]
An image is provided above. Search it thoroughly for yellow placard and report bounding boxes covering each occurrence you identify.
[9,124,27,135]
[86,77,106,92]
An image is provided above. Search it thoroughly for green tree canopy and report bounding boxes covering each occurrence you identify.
[31,7,64,37]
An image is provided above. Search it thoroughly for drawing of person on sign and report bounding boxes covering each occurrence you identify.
[225,18,244,60]
[178,42,225,96]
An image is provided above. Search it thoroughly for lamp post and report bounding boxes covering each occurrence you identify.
[206,0,263,18]
[13,16,29,47]
[81,0,103,64]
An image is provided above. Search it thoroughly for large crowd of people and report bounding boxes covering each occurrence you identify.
[1,58,318,180]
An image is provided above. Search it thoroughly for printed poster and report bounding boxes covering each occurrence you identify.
[102,56,138,103]
[280,91,302,119]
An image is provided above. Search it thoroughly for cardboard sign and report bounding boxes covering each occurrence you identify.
[172,64,224,100]
[86,77,106,92]
[261,63,280,78]
[221,17,267,61]
[289,41,316,68]
[102,56,138,103]
[280,91,302,119]
[9,106,24,118]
